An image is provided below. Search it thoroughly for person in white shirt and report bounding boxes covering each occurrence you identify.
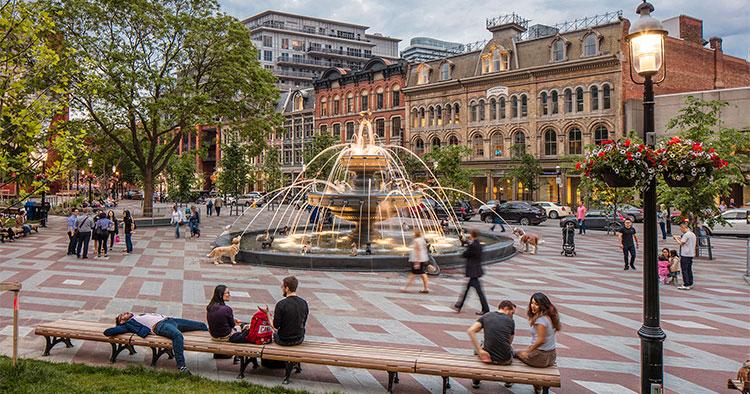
[673,223,697,290]
[401,229,430,293]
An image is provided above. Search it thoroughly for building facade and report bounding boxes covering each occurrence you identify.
[272,88,316,183]
[314,58,408,146]
[243,11,400,91]
[402,12,750,205]
[401,37,464,62]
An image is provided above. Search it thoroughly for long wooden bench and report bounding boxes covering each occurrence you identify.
[36,319,561,393]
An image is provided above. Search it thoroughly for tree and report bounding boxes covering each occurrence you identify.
[303,132,338,179]
[506,152,542,201]
[263,147,283,192]
[55,0,280,216]
[423,145,473,201]
[657,96,750,226]
[215,135,250,197]
[165,153,200,203]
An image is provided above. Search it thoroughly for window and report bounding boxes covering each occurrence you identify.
[478,100,485,121]
[333,98,340,115]
[263,50,273,62]
[448,135,459,145]
[453,103,460,124]
[281,38,289,49]
[333,123,341,139]
[594,125,609,145]
[499,97,506,119]
[564,89,572,113]
[436,106,443,126]
[419,108,426,128]
[291,40,304,50]
[320,124,328,135]
[470,102,477,122]
[544,129,557,156]
[345,122,355,140]
[541,92,548,116]
[346,96,354,113]
[603,84,611,109]
[491,133,503,157]
[375,119,385,139]
[583,34,597,57]
[551,91,559,114]
[444,105,451,124]
[492,49,501,72]
[391,117,401,138]
[321,99,328,116]
[511,96,518,118]
[428,107,434,127]
[418,67,430,84]
[490,98,497,120]
[440,63,450,80]
[361,94,369,111]
[472,134,484,157]
[415,138,424,155]
[481,56,490,74]
[521,95,528,117]
[431,137,441,149]
[576,88,584,112]
[552,39,565,61]
[513,131,526,155]
[376,92,384,110]
[568,127,582,154]
[590,86,599,111]
[392,90,400,107]
[262,36,272,47]
[411,109,418,128]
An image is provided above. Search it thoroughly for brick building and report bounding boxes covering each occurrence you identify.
[314,58,407,146]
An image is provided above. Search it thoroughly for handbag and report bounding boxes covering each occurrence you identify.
[115,235,120,243]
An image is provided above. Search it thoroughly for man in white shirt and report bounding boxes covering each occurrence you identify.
[673,223,697,290]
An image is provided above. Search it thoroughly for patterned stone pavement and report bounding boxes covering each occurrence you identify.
[1,202,748,393]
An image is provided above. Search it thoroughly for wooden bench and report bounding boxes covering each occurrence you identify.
[729,379,750,393]
[36,319,561,393]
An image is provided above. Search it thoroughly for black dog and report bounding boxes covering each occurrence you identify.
[261,235,274,249]
[278,226,289,236]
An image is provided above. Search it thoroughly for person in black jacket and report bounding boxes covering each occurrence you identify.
[453,229,490,315]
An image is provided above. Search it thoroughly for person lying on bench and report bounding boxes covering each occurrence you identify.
[270,276,308,346]
[104,312,208,375]
[467,300,517,389]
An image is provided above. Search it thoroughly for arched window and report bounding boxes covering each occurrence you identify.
[492,49,501,71]
[391,117,402,138]
[568,127,582,154]
[590,86,599,111]
[444,105,452,125]
[470,102,478,122]
[440,63,450,80]
[594,125,609,145]
[414,138,425,154]
[436,106,443,126]
[511,96,518,118]
[499,97,506,119]
[481,56,490,74]
[551,91,559,114]
[346,122,355,140]
[392,85,401,107]
[575,87,584,112]
[564,89,572,113]
[321,98,328,117]
[418,67,429,84]
[411,109,418,128]
[603,84,611,109]
[453,103,460,124]
[472,134,484,157]
[448,135,459,145]
[491,133,503,157]
[552,39,565,62]
[428,106,434,127]
[521,94,528,117]
[333,96,340,115]
[346,93,354,113]
[375,118,385,139]
[419,108,426,128]
[513,131,526,155]
[544,129,557,156]
[431,137,441,149]
[361,90,369,111]
[541,92,548,116]
[490,98,497,120]
[478,100,486,121]
[583,34,597,57]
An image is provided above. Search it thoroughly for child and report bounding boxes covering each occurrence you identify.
[668,249,681,286]
[657,249,671,284]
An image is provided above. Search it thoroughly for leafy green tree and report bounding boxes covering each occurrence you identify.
[54,0,280,215]
[657,96,750,226]
[423,145,474,201]
[303,132,338,179]
[215,135,250,197]
[165,153,200,203]
[506,152,542,201]
[263,147,283,192]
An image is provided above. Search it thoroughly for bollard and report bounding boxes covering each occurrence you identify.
[1,282,21,367]
[745,238,749,284]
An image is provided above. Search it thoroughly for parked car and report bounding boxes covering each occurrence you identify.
[480,201,546,226]
[560,209,624,231]
[424,199,475,221]
[236,193,262,206]
[477,200,500,216]
[533,201,572,219]
[706,208,750,237]
[602,203,644,222]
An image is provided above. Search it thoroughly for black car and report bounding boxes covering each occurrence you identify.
[480,201,546,226]
[424,199,475,221]
[559,209,624,231]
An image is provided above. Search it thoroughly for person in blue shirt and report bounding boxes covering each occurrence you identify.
[67,208,79,255]
[93,212,113,257]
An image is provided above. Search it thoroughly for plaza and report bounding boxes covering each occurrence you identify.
[1,200,747,393]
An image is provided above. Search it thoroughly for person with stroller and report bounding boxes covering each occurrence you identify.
[561,221,576,256]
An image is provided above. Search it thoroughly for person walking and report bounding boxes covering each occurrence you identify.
[674,223,697,290]
[75,208,94,259]
[576,201,587,235]
[401,229,430,293]
[170,205,185,239]
[489,203,505,232]
[617,218,638,270]
[453,229,490,315]
[189,205,200,238]
[122,209,134,254]
[657,205,668,240]
[214,196,223,216]
[206,197,214,216]
[107,210,119,250]
[514,293,561,393]
[93,212,113,257]
[66,208,79,255]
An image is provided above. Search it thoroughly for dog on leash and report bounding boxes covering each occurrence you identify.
[207,236,241,265]
[512,227,542,254]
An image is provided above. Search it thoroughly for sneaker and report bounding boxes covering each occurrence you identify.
[178,366,191,375]
[630,265,636,270]
[677,285,690,290]
[624,266,629,270]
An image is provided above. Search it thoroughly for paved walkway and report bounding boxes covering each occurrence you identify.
[1,202,748,393]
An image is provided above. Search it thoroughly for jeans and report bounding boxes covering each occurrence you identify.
[76,232,91,258]
[578,219,586,234]
[680,256,694,286]
[273,331,304,346]
[490,218,505,232]
[174,223,180,238]
[67,232,77,254]
[109,231,116,248]
[659,222,667,240]
[153,318,208,369]
[97,234,108,255]
[215,207,221,216]
[623,245,636,268]
[207,205,213,216]
[456,277,490,313]
[125,233,133,253]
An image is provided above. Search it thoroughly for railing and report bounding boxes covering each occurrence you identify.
[276,56,360,69]
[307,46,373,59]
[517,10,623,41]
[274,69,317,79]
[247,20,371,43]
[486,13,530,30]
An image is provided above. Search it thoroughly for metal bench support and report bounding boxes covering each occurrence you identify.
[236,356,259,379]
[150,347,174,366]
[387,371,400,393]
[442,376,451,393]
[110,343,136,363]
[42,336,73,356]
[283,362,302,384]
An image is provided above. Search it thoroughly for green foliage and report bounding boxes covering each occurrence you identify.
[423,145,474,201]
[215,135,251,197]
[506,152,542,200]
[657,97,750,226]
[54,0,280,215]
[303,132,338,179]
[263,147,283,192]
[0,356,308,394]
[165,153,200,203]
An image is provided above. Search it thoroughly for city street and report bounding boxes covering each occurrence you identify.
[1,202,747,393]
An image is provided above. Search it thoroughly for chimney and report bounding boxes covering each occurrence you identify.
[709,36,723,52]
[677,15,703,45]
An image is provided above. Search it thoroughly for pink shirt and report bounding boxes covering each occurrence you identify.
[577,205,587,220]
[133,313,166,333]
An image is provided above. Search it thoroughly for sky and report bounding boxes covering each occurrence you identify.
[218,0,749,60]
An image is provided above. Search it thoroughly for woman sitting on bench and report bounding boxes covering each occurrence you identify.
[104,312,208,375]
[514,292,561,394]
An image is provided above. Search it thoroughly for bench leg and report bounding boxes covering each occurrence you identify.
[283,362,298,385]
[394,371,399,384]
[43,336,74,356]
[442,376,450,394]
[542,387,550,394]
[109,343,132,363]
[150,347,172,366]
[387,371,396,393]
[236,357,259,379]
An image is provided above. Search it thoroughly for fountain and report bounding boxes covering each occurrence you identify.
[212,112,516,271]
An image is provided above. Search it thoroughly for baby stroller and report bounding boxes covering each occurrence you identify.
[561,221,576,256]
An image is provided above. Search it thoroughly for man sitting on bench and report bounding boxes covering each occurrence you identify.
[268,276,308,384]
[467,300,517,389]
[104,312,208,375]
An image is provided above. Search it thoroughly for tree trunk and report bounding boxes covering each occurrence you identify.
[142,167,154,217]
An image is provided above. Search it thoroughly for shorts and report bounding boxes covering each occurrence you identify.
[410,261,426,275]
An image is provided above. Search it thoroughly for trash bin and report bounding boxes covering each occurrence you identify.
[24,201,37,221]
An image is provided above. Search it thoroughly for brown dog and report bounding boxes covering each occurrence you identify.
[207,236,241,265]
[513,227,542,254]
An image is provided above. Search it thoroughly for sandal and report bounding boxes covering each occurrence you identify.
[419,290,429,294]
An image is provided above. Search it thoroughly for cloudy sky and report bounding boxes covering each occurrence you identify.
[219,0,749,59]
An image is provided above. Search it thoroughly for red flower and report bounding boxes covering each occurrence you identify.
[598,151,605,157]
[624,139,631,147]
[692,143,703,152]
[602,139,614,145]
[708,147,715,153]
[576,162,582,170]
[668,137,681,145]
[638,144,645,152]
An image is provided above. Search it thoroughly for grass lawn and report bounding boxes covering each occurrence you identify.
[0,356,310,394]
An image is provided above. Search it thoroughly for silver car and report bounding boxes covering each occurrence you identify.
[708,208,749,237]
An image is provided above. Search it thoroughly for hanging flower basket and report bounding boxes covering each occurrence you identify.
[578,138,656,189]
[655,137,727,188]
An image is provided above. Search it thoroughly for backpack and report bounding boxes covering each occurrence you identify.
[245,309,273,345]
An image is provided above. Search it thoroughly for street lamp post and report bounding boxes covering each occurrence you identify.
[626,1,668,392]
[87,158,93,206]
[38,149,48,227]
[555,165,562,205]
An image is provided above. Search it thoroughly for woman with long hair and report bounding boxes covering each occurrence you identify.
[515,292,560,380]
[206,285,245,345]
[107,210,119,250]
[122,210,134,254]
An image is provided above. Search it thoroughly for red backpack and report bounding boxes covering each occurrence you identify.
[245,308,273,345]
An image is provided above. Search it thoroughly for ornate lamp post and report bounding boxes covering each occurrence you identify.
[626,1,668,392]
[87,158,93,205]
[36,148,49,227]
[555,165,562,204]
